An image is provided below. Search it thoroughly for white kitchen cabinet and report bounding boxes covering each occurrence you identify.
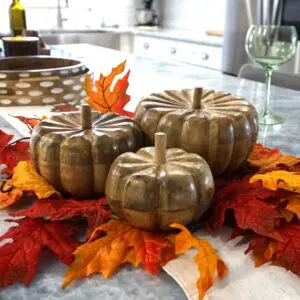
[133,35,222,70]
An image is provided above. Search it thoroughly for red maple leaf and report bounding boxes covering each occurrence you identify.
[210,176,284,240]
[13,116,41,132]
[0,130,30,175]
[12,198,111,238]
[246,224,300,275]
[0,218,80,288]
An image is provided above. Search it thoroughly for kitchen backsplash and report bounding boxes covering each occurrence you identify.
[0,0,225,33]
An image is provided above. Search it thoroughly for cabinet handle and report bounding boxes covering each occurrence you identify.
[201,53,209,60]
[170,47,177,54]
[143,42,150,50]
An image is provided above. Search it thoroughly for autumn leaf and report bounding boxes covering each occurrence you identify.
[0,180,23,209]
[12,197,111,237]
[245,236,276,267]
[210,177,283,240]
[50,103,79,112]
[13,116,46,132]
[281,194,300,219]
[0,218,80,288]
[170,224,228,300]
[12,161,59,199]
[85,61,133,117]
[0,129,14,151]
[260,155,300,172]
[0,130,30,175]
[62,220,175,288]
[246,224,300,275]
[250,170,300,193]
[248,144,281,168]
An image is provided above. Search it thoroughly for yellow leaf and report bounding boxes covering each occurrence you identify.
[170,224,228,300]
[62,220,174,288]
[12,161,59,199]
[250,171,300,193]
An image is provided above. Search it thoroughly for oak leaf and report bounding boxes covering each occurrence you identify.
[0,130,30,175]
[12,161,59,199]
[12,198,111,237]
[250,170,300,193]
[85,61,133,117]
[0,218,80,288]
[248,144,281,168]
[170,224,228,300]
[62,220,175,288]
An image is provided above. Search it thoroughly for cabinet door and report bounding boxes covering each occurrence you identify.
[133,35,222,70]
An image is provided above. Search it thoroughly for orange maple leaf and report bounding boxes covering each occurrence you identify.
[248,144,281,168]
[62,220,175,288]
[246,237,276,267]
[170,224,228,300]
[0,180,23,209]
[250,171,300,194]
[260,155,300,172]
[282,194,300,219]
[85,61,133,117]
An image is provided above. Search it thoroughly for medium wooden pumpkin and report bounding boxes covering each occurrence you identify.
[30,105,143,198]
[135,87,259,175]
[105,132,214,231]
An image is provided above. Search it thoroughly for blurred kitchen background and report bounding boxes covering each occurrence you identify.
[0,0,300,76]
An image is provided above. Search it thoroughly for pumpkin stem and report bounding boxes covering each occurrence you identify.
[81,104,92,129]
[155,132,167,165]
[192,87,203,109]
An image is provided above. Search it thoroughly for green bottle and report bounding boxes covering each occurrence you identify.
[9,0,27,36]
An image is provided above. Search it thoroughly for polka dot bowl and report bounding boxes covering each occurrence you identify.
[0,56,90,106]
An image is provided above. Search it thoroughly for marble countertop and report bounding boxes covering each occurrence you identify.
[0,44,300,300]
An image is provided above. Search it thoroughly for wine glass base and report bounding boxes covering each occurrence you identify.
[260,114,284,125]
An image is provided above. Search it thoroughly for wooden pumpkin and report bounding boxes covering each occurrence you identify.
[30,105,143,198]
[134,87,259,175]
[105,132,214,231]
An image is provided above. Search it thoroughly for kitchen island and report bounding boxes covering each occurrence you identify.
[1,44,300,300]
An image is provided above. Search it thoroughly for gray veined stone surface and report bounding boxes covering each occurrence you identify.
[0,44,300,300]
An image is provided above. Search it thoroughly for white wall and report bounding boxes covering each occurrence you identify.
[157,0,226,31]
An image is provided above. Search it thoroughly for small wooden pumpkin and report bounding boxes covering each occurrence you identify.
[135,87,259,175]
[105,132,214,231]
[30,105,143,198]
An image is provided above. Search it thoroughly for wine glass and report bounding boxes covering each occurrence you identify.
[245,25,298,125]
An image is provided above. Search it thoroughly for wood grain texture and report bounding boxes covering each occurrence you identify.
[30,106,144,198]
[106,133,214,231]
[135,87,259,175]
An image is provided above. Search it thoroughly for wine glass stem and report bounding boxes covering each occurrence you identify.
[263,68,273,117]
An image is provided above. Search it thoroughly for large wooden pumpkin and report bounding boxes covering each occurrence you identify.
[134,87,259,175]
[106,132,214,231]
[30,105,143,198]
